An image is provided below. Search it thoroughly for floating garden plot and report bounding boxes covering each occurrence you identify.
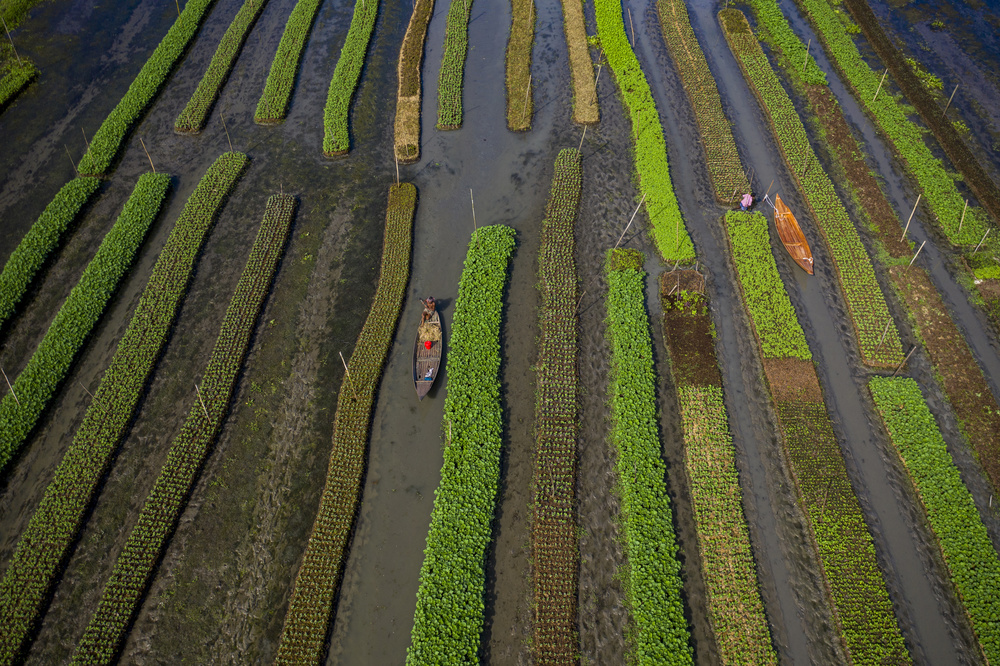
[406,224,515,664]
[175,0,270,133]
[0,57,37,111]
[604,248,692,665]
[77,0,217,176]
[70,193,295,664]
[557,0,597,124]
[660,275,776,666]
[0,155,245,666]
[789,0,989,247]
[594,0,694,263]
[531,149,581,664]
[394,0,435,162]
[275,184,416,664]
[0,176,100,333]
[720,8,903,368]
[505,0,534,131]
[255,0,322,123]
[869,377,1000,664]
[725,210,911,665]
[0,172,170,477]
[323,0,379,155]
[435,0,474,129]
[654,0,748,202]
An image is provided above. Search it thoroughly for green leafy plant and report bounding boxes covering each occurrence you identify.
[323,0,379,154]
[0,176,100,333]
[0,57,37,111]
[436,0,474,129]
[0,154,246,665]
[175,0,270,133]
[0,172,170,477]
[78,0,218,175]
[869,377,1000,664]
[276,184,415,663]
[595,0,695,263]
[604,248,692,665]
[255,0,323,123]
[406,224,516,664]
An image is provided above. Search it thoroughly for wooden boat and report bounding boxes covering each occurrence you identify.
[414,310,442,399]
[773,195,814,275]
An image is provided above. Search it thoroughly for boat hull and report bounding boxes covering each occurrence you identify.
[774,195,814,275]
[414,310,442,399]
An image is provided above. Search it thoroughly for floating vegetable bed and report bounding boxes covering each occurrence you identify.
[323,0,380,155]
[406,224,516,664]
[0,154,246,664]
[276,183,416,664]
[71,192,295,664]
[435,0,474,129]
[0,57,37,112]
[394,0,435,162]
[505,0,534,131]
[255,0,322,123]
[557,0,597,124]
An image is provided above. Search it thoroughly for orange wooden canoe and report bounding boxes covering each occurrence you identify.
[773,195,814,275]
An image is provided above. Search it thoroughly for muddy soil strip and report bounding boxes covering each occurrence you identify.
[0,154,246,666]
[840,0,1000,225]
[175,0,272,133]
[653,0,748,203]
[720,8,903,368]
[726,210,911,664]
[70,192,295,663]
[505,0,534,131]
[530,148,582,664]
[393,0,434,163]
[660,272,777,666]
[274,184,415,664]
[556,0,597,124]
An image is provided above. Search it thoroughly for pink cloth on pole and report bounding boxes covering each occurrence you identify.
[741,193,753,208]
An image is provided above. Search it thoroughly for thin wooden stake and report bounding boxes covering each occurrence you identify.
[194,383,209,418]
[394,152,400,184]
[2,367,19,407]
[220,111,234,152]
[81,128,90,153]
[627,7,635,47]
[139,137,156,173]
[578,125,588,152]
[942,83,959,117]
[520,74,532,123]
[78,380,95,400]
[65,145,79,177]
[892,346,917,376]
[176,0,181,15]
[2,16,21,66]
[873,69,888,101]
[764,179,774,199]
[958,199,968,235]
[903,239,926,274]
[594,63,603,88]
[801,39,811,74]
[874,319,892,356]
[801,154,810,178]
[614,193,647,249]
[730,187,739,204]
[899,194,921,241]
[339,352,359,401]
[470,189,477,232]
[973,227,991,254]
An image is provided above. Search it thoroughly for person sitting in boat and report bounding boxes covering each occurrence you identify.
[740,193,753,211]
[420,296,436,324]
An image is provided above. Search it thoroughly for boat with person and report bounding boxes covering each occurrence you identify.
[414,310,442,399]
[773,194,814,274]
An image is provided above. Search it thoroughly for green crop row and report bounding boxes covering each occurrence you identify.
[505,0,534,131]
[594,0,695,263]
[435,0,473,129]
[0,176,100,333]
[70,193,295,665]
[678,384,777,665]
[0,154,245,664]
[725,211,811,360]
[0,57,37,111]
[604,248,692,664]
[323,0,379,155]
[777,399,911,664]
[654,0,749,202]
[869,377,1000,663]
[175,0,270,133]
[393,0,434,162]
[744,0,826,86]
[406,225,516,664]
[720,9,903,368]
[77,0,217,176]
[275,184,415,664]
[255,0,322,123]
[790,0,989,246]
[532,149,581,665]
[0,172,170,477]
